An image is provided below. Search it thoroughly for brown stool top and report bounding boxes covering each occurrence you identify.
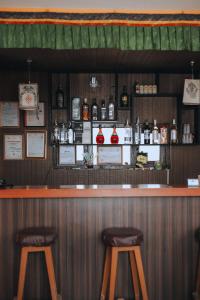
[195,227,200,243]
[102,227,143,247]
[16,227,57,247]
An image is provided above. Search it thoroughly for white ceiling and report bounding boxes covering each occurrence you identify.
[0,0,200,10]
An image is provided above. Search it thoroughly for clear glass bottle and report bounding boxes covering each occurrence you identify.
[170,118,178,144]
[143,121,151,144]
[111,125,119,144]
[120,85,129,107]
[108,96,115,121]
[124,119,132,144]
[59,122,67,144]
[68,121,74,144]
[52,120,60,144]
[72,97,81,121]
[100,100,107,121]
[134,117,141,144]
[91,98,98,121]
[152,119,159,144]
[56,84,64,108]
[96,125,104,144]
[82,98,89,121]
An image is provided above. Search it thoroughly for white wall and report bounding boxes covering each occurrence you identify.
[0,0,200,10]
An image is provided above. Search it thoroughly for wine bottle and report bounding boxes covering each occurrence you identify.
[134,117,141,145]
[110,125,119,144]
[100,100,107,121]
[56,85,64,108]
[124,119,132,144]
[170,119,178,144]
[143,121,150,144]
[108,96,115,121]
[82,98,89,121]
[96,125,104,144]
[152,119,159,144]
[120,86,129,107]
[91,98,98,121]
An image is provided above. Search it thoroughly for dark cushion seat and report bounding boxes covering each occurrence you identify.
[102,227,143,247]
[16,227,57,247]
[195,227,200,243]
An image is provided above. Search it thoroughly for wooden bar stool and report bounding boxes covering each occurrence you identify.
[15,227,58,300]
[194,227,200,300]
[100,227,149,300]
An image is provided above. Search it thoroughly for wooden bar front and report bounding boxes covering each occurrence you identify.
[0,186,199,300]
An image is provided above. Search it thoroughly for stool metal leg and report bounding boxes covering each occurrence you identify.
[109,247,118,300]
[129,250,140,300]
[134,246,149,300]
[100,247,111,300]
[17,247,29,300]
[44,246,58,300]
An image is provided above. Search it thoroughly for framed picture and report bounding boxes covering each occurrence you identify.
[4,134,23,160]
[24,102,45,126]
[0,101,20,127]
[19,83,39,110]
[58,145,76,166]
[97,145,122,165]
[25,130,47,159]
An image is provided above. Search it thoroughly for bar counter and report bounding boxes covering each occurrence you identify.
[0,185,199,300]
[1,184,200,198]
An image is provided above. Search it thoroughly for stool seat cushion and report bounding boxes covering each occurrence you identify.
[16,227,57,246]
[102,227,143,247]
[195,227,200,242]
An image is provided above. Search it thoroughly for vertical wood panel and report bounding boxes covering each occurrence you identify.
[0,197,199,300]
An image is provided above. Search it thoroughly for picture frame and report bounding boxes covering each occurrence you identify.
[4,134,23,160]
[19,83,39,110]
[25,130,47,159]
[58,145,76,166]
[97,145,122,165]
[24,102,45,127]
[0,101,20,127]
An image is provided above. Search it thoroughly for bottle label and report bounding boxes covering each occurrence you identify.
[144,130,150,141]
[83,108,89,121]
[122,96,128,106]
[152,130,159,144]
[72,98,80,120]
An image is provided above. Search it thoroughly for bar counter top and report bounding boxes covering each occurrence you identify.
[1,184,200,198]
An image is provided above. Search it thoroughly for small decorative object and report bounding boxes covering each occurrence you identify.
[183,61,200,105]
[89,74,99,89]
[19,59,39,110]
[83,151,94,168]
[135,152,148,169]
[96,125,105,144]
[110,126,119,144]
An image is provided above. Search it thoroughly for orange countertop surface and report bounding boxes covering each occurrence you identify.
[0,184,200,198]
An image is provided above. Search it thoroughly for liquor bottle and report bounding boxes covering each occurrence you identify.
[72,97,81,121]
[124,119,132,144]
[68,122,74,144]
[120,85,129,107]
[100,100,107,121]
[108,96,115,121]
[111,125,119,144]
[60,122,67,144]
[152,119,159,144]
[91,98,98,121]
[52,120,60,144]
[134,116,141,144]
[135,81,140,94]
[143,121,150,144]
[170,119,178,144]
[96,125,104,144]
[56,84,64,108]
[82,98,89,121]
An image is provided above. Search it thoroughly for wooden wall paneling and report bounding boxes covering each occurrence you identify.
[159,74,187,94]
[0,196,199,300]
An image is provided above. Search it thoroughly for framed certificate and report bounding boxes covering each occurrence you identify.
[4,134,23,160]
[0,101,20,127]
[19,83,39,110]
[24,102,45,126]
[25,130,47,159]
[97,146,122,165]
[58,145,76,166]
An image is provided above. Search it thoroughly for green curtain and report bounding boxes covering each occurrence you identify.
[0,24,199,51]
